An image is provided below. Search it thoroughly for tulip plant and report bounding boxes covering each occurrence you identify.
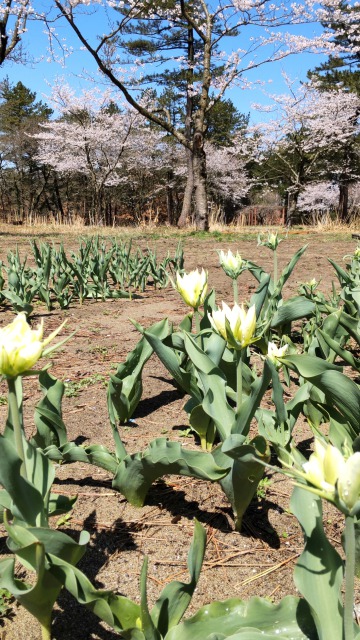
[1,240,360,640]
[218,249,246,303]
[0,238,184,313]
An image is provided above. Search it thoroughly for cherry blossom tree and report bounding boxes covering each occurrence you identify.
[251,80,360,222]
[206,143,251,221]
[297,181,339,219]
[0,0,31,64]
[44,0,358,230]
[34,84,166,224]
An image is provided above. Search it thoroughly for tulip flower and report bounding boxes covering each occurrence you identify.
[209,301,256,412]
[302,440,345,499]
[267,341,288,368]
[0,313,65,379]
[175,269,207,311]
[338,452,360,514]
[209,301,256,350]
[0,313,66,483]
[301,440,360,515]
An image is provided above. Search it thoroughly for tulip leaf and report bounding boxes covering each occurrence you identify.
[112,438,229,506]
[316,328,360,372]
[0,435,47,526]
[281,355,360,433]
[33,370,68,449]
[108,319,170,434]
[275,244,308,294]
[44,442,119,475]
[183,332,235,440]
[189,403,215,450]
[48,493,77,517]
[250,272,271,317]
[232,360,272,437]
[335,309,360,345]
[0,524,89,629]
[139,557,161,640]
[291,487,343,640]
[271,297,315,328]
[49,552,139,633]
[143,326,198,398]
[165,596,317,640]
[213,439,268,530]
[151,520,206,636]
[328,257,351,285]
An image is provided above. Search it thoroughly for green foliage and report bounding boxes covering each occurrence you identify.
[166,596,318,640]
[0,237,183,314]
[0,78,53,132]
[291,487,344,640]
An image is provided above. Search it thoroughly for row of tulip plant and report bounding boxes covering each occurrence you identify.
[0,233,359,639]
[0,237,184,313]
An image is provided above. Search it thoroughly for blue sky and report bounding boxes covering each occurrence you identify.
[2,6,329,123]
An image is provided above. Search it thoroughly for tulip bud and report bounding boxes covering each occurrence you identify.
[258,231,282,252]
[218,250,244,279]
[267,342,288,368]
[175,269,208,310]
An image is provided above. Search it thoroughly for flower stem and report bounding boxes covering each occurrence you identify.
[7,376,28,481]
[273,250,278,289]
[344,515,355,640]
[233,278,239,304]
[236,349,243,414]
[40,619,52,640]
[195,310,201,334]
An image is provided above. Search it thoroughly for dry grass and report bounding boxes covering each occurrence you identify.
[0,220,357,241]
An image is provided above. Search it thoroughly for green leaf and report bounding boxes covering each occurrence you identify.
[48,551,140,633]
[232,360,272,437]
[250,273,271,317]
[112,438,229,507]
[0,435,47,526]
[316,328,360,372]
[165,596,318,640]
[183,332,235,440]
[44,442,118,475]
[143,325,199,399]
[151,520,206,636]
[271,297,315,328]
[291,487,343,640]
[33,371,68,449]
[108,319,170,431]
[281,355,360,434]
[189,404,215,450]
[0,524,88,629]
[213,438,269,530]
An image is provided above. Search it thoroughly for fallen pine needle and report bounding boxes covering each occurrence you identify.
[240,553,300,586]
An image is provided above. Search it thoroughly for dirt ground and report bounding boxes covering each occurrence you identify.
[0,228,358,639]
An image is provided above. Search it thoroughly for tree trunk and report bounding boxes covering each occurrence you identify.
[338,181,349,222]
[178,149,194,228]
[166,169,176,225]
[193,137,209,231]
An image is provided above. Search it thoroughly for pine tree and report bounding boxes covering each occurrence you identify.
[0,78,53,221]
[308,2,360,95]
